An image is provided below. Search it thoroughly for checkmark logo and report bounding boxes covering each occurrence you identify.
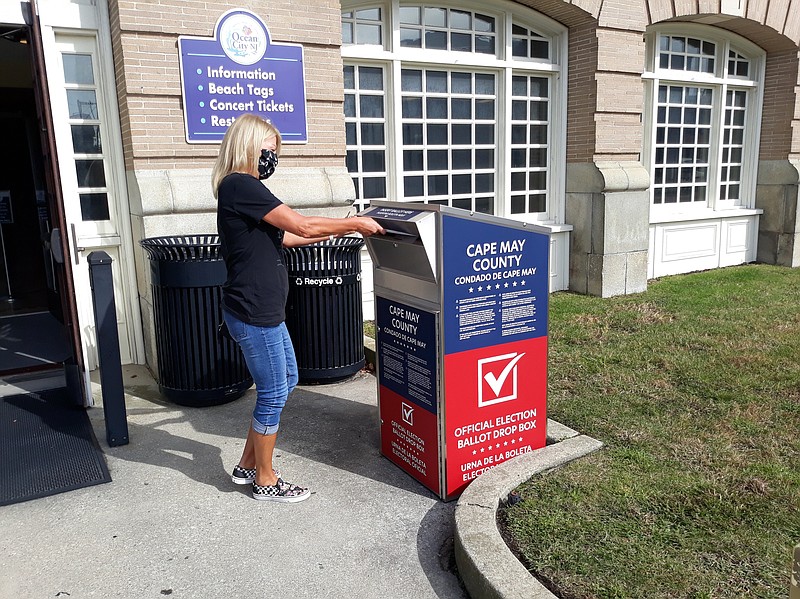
[401,402,414,426]
[477,352,526,407]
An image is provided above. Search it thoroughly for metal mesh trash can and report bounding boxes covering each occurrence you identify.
[283,237,365,384]
[140,235,252,406]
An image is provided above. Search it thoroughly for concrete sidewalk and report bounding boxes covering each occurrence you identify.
[0,365,467,599]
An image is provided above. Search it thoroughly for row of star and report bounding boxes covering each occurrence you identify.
[470,437,525,454]
[468,280,527,293]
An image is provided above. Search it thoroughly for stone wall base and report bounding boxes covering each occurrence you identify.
[128,166,355,374]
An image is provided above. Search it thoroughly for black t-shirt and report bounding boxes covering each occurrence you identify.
[217,172,287,326]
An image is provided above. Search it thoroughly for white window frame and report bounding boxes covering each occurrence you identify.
[341,0,567,226]
[642,23,765,222]
[57,37,118,236]
[344,63,390,206]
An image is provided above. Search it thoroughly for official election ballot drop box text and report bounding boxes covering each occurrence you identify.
[361,201,550,500]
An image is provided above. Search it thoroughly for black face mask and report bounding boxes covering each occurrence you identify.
[258,149,278,180]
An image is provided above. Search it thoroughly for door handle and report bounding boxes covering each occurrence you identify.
[70,223,84,265]
[49,227,64,264]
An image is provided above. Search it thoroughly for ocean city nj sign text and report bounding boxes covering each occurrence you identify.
[178,9,308,143]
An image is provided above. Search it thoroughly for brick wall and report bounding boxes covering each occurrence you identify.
[647,0,800,47]
[761,49,799,160]
[567,23,598,162]
[598,0,647,29]
[106,1,800,179]
[594,28,646,161]
[515,0,598,26]
[108,0,347,172]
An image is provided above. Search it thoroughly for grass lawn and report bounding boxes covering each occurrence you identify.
[500,264,800,599]
[363,319,376,340]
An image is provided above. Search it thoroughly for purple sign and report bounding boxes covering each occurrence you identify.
[178,9,307,143]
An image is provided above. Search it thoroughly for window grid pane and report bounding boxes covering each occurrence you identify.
[401,68,497,210]
[510,74,549,214]
[658,35,715,74]
[652,84,712,206]
[341,7,383,47]
[343,64,388,212]
[62,51,110,222]
[399,6,496,56]
[727,49,750,78]
[62,54,94,85]
[511,22,550,60]
[720,89,747,204]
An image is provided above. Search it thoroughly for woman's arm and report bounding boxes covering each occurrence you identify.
[282,231,329,248]
[264,204,384,245]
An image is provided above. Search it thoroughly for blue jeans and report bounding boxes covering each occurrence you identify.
[223,310,298,435]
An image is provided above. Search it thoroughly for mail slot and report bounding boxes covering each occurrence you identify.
[361,201,551,500]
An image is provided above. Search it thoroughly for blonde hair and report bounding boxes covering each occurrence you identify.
[211,114,282,198]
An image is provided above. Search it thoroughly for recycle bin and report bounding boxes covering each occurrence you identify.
[283,237,365,384]
[140,235,252,406]
[360,201,551,500]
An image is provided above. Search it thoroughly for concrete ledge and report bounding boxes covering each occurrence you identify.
[454,429,603,599]
[129,166,355,216]
[364,336,376,369]
[757,159,800,185]
[566,162,650,193]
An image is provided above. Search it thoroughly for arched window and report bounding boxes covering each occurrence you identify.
[341,2,566,224]
[644,25,764,213]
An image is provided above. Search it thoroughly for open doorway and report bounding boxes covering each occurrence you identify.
[0,25,72,377]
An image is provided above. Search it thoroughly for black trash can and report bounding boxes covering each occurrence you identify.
[140,235,252,406]
[283,237,365,384]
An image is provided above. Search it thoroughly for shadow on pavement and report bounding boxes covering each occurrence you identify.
[97,369,468,599]
[109,375,436,498]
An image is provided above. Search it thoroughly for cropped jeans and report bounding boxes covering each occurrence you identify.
[223,310,298,435]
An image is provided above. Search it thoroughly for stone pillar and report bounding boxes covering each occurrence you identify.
[564,7,649,297]
[566,161,650,297]
[755,160,800,267]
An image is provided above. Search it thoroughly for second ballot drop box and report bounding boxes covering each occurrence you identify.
[361,201,550,500]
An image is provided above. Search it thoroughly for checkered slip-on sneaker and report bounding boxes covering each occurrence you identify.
[231,465,256,485]
[231,465,281,485]
[252,478,311,503]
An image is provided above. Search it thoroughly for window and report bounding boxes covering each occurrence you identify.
[400,68,497,213]
[62,51,111,221]
[511,23,549,60]
[510,75,549,214]
[344,64,388,205]
[398,7,496,54]
[646,27,763,213]
[342,2,564,221]
[342,8,383,46]
[652,85,712,205]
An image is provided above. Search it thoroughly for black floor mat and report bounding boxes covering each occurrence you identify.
[0,311,72,373]
[0,388,111,506]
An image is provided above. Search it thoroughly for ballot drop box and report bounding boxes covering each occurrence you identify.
[361,201,550,500]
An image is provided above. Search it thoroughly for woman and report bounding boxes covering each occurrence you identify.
[211,114,384,502]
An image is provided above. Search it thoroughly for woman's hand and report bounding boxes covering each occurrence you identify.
[352,216,385,236]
